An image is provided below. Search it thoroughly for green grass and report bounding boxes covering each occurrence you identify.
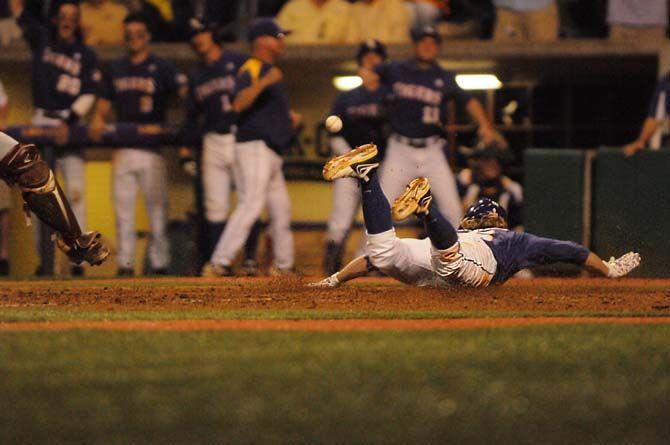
[1,326,669,444]
[0,308,667,322]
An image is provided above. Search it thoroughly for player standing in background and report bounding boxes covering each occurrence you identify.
[323,39,389,276]
[359,25,507,228]
[89,14,186,277]
[202,18,295,277]
[623,72,670,156]
[179,18,263,276]
[312,144,640,288]
[11,0,100,276]
[0,79,12,275]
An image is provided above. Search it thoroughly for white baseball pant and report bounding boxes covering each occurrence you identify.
[379,136,463,227]
[211,140,294,270]
[326,137,360,244]
[201,132,237,223]
[112,148,169,270]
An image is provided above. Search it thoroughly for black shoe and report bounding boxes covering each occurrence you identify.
[35,264,53,277]
[148,268,169,276]
[241,259,259,277]
[70,265,85,277]
[117,267,135,277]
[0,259,9,276]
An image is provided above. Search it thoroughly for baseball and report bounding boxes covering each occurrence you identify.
[325,115,343,133]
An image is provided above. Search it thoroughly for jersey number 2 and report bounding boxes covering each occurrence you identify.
[56,74,81,96]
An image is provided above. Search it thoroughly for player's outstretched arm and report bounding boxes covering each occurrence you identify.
[583,251,641,278]
[622,117,661,157]
[308,255,373,288]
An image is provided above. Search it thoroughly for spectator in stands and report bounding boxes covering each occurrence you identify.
[607,0,667,42]
[457,145,523,230]
[172,1,239,41]
[80,0,129,45]
[623,72,670,156]
[123,0,175,41]
[349,0,411,43]
[277,0,353,44]
[493,0,559,42]
[0,78,11,275]
[405,0,446,29]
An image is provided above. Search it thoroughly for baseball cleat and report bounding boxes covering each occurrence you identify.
[201,262,234,277]
[322,143,378,182]
[391,177,432,221]
[241,259,260,277]
[604,252,641,278]
[307,274,341,288]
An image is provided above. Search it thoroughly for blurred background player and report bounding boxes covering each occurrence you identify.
[203,18,295,277]
[457,144,523,231]
[323,39,388,276]
[179,17,262,276]
[360,25,507,229]
[0,78,11,275]
[623,71,670,157]
[11,0,100,276]
[89,13,186,276]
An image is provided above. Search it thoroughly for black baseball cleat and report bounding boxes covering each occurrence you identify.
[392,177,433,221]
[322,143,379,182]
[117,267,135,277]
[201,262,234,277]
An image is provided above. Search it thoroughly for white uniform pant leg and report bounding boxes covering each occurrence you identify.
[201,133,235,223]
[137,150,170,270]
[112,149,138,269]
[423,141,463,227]
[378,137,415,205]
[326,137,360,244]
[210,141,272,266]
[55,150,86,231]
[366,228,434,285]
[265,151,294,270]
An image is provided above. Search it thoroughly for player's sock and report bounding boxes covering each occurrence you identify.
[422,206,458,250]
[360,170,392,234]
[205,221,226,259]
[324,240,345,275]
[244,219,263,261]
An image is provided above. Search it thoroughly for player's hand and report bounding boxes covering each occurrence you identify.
[478,126,508,150]
[260,67,283,88]
[88,123,105,143]
[9,0,23,17]
[52,123,69,146]
[358,67,379,85]
[622,140,644,157]
[179,147,197,177]
[290,110,302,130]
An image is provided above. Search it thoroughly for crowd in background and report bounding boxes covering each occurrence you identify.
[0,0,667,47]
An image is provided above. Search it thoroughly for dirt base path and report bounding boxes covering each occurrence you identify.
[2,317,670,332]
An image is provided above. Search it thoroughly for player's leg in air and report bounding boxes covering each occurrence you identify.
[0,132,109,268]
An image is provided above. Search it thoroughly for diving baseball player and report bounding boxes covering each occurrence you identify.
[202,18,295,277]
[311,144,640,288]
[0,131,108,269]
[179,18,262,275]
[12,0,100,276]
[324,39,389,275]
[359,25,507,228]
[90,14,186,276]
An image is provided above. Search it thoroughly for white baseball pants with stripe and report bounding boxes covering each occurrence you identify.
[211,140,294,270]
[201,132,237,223]
[378,136,463,227]
[112,148,169,270]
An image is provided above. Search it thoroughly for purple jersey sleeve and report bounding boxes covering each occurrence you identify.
[443,72,472,108]
[80,51,101,96]
[16,9,48,54]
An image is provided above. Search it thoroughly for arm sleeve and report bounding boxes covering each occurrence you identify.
[98,69,115,101]
[515,233,590,269]
[80,52,101,95]
[444,72,472,109]
[16,9,47,53]
[647,78,670,118]
[177,80,201,146]
[162,61,185,93]
[374,62,392,84]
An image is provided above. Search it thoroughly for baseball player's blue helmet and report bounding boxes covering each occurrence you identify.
[356,39,388,64]
[460,198,508,230]
[411,25,442,44]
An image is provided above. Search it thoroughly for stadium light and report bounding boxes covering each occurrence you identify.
[455,74,502,90]
[333,76,363,91]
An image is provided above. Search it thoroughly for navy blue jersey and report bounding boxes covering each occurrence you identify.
[235,58,292,155]
[477,229,590,284]
[647,73,670,119]
[330,85,388,150]
[100,54,185,124]
[180,50,247,145]
[375,59,471,139]
[17,10,100,112]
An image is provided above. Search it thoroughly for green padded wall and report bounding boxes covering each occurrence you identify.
[524,149,586,244]
[592,148,670,277]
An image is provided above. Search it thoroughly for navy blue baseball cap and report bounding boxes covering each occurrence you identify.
[411,25,442,44]
[356,39,388,64]
[187,17,216,39]
[247,18,291,42]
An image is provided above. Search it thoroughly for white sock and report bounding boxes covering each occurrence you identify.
[0,132,18,159]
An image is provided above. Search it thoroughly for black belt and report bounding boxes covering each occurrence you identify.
[392,134,441,148]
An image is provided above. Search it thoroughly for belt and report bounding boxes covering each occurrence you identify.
[35,108,71,120]
[392,134,442,148]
